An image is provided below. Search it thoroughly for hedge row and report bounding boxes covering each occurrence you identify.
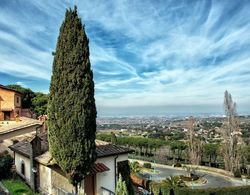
[150,182,171,195]
[174,186,250,195]
[148,183,250,195]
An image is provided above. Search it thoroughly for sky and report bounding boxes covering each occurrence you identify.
[0,0,250,116]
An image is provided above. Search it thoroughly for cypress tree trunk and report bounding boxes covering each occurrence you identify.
[48,6,97,188]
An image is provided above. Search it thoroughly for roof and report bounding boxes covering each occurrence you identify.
[9,133,132,161]
[0,84,22,94]
[91,163,110,174]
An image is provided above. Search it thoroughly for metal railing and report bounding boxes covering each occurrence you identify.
[100,187,115,195]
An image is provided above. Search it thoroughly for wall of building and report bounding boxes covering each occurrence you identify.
[0,88,21,120]
[14,94,21,108]
[38,164,52,194]
[15,152,128,195]
[95,154,128,195]
[15,152,31,184]
[50,166,85,195]
[0,88,15,110]
[0,124,39,140]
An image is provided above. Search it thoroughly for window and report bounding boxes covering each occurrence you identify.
[17,97,19,104]
[21,160,25,176]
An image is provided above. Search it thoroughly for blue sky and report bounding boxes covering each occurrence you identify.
[0,0,250,116]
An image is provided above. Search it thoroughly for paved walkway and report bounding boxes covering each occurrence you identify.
[0,117,41,133]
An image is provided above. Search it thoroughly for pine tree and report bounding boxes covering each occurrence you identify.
[48,6,96,189]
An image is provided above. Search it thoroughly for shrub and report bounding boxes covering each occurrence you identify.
[0,151,13,179]
[233,169,241,178]
[150,181,170,195]
[174,185,250,195]
[174,162,182,167]
[143,162,152,169]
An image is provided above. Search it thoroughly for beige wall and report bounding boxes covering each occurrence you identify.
[38,164,52,194]
[95,154,128,195]
[0,88,22,120]
[15,152,31,183]
[14,94,21,108]
[0,124,38,140]
[51,168,84,195]
[0,88,15,109]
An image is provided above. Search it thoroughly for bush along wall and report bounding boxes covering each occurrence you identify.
[174,185,250,195]
[150,182,171,195]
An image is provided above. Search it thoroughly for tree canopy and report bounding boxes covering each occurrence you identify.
[47,6,97,188]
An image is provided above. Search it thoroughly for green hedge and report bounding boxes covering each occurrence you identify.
[149,182,250,195]
[150,182,171,195]
[174,186,250,195]
[143,162,152,169]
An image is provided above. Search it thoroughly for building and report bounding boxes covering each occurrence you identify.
[0,85,22,121]
[9,133,132,195]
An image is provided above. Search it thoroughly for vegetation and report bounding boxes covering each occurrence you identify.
[48,6,96,190]
[143,162,152,169]
[97,133,167,156]
[6,84,48,116]
[118,161,134,195]
[0,151,13,179]
[203,143,219,167]
[2,179,34,195]
[116,174,129,195]
[221,90,244,173]
[150,176,186,195]
[187,117,202,165]
[170,141,187,163]
[174,185,250,195]
[31,92,48,116]
[7,84,35,108]
[129,161,141,173]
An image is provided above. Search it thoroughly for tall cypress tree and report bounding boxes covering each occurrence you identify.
[48,6,96,188]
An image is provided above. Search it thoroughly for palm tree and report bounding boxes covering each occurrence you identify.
[162,176,186,195]
[129,161,141,174]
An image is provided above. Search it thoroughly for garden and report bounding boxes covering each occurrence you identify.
[0,150,34,195]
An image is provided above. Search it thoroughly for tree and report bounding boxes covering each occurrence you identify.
[0,151,13,179]
[187,117,202,165]
[221,91,244,173]
[116,174,129,195]
[31,92,48,116]
[6,84,35,108]
[203,143,219,167]
[162,176,186,195]
[129,161,141,174]
[47,6,97,191]
[111,132,117,144]
[170,141,187,163]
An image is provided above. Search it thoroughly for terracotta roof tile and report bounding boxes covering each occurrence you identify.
[9,133,132,160]
[91,163,110,174]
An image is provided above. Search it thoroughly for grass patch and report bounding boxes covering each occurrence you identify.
[2,178,34,195]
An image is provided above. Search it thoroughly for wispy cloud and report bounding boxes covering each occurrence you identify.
[0,0,250,115]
